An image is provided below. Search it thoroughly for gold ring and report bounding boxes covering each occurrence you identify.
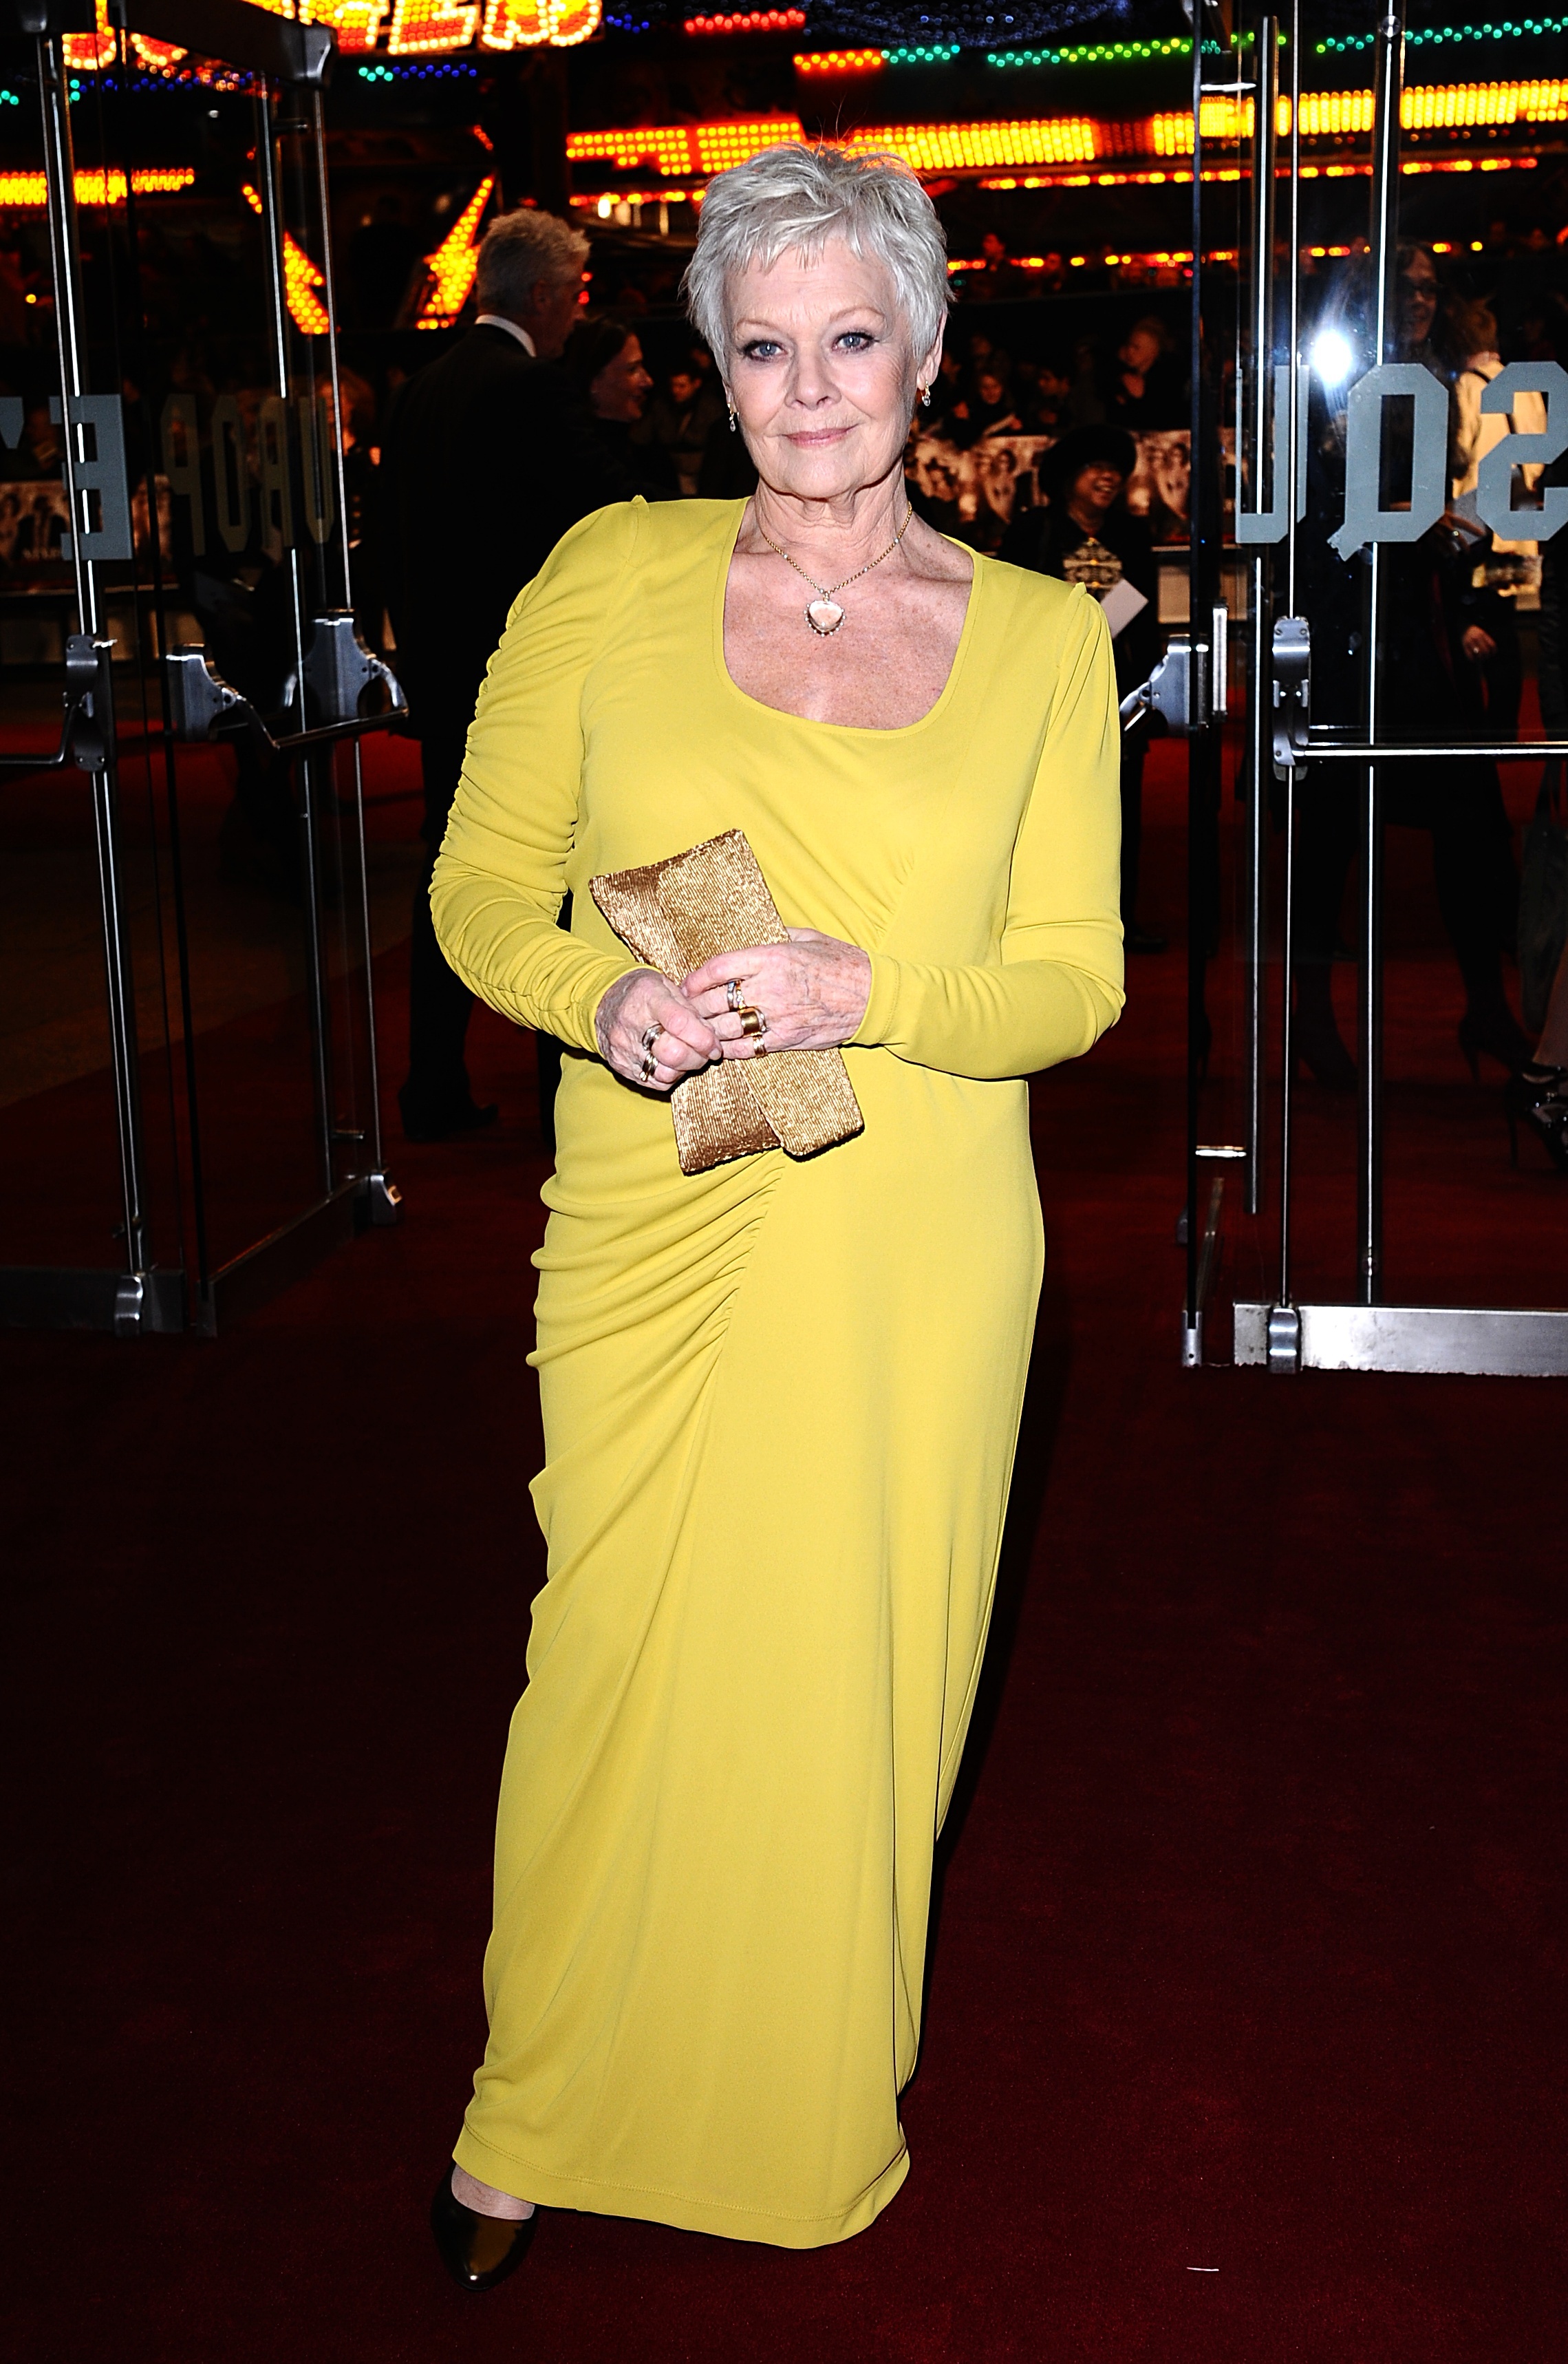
[639,1052,657,1083]
[739,1005,767,1039]
[641,1021,663,1050]
[726,978,744,1013]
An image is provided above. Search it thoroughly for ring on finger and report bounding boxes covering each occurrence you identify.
[640,1020,663,1051]
[638,1052,658,1083]
[725,978,744,1014]
[739,1005,768,1040]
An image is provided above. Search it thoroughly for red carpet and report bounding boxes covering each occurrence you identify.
[3,742,1565,2361]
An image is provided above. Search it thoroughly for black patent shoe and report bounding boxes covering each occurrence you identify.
[431,2167,539,2293]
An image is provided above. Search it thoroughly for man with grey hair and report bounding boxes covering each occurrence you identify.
[383,206,636,1142]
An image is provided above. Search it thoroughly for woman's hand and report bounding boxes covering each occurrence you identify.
[595,968,720,1094]
[1461,623,1497,663]
[681,929,872,1058]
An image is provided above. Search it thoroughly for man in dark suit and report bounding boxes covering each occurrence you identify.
[382,208,636,1141]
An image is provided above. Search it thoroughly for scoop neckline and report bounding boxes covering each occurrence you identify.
[711,498,983,738]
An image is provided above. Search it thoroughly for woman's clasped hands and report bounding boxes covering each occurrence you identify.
[595,929,872,1094]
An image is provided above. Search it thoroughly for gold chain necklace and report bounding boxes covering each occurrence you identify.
[753,502,914,637]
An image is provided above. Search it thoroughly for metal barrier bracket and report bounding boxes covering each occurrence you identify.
[1121,632,1211,736]
[303,611,407,728]
[1271,615,1311,769]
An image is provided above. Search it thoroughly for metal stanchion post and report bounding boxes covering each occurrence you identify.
[1358,6,1405,1308]
[36,29,155,1325]
[1243,17,1279,1218]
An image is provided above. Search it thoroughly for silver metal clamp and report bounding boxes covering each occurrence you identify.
[165,643,251,742]
[303,610,407,728]
[1120,631,1212,736]
[1270,614,1311,769]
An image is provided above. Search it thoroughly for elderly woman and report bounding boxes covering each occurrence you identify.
[427,145,1123,2289]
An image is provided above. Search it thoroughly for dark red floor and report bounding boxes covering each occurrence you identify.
[3,745,1566,2361]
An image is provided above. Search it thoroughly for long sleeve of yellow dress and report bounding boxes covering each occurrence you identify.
[851,584,1124,1076]
[431,504,645,1055]
[432,499,1122,2250]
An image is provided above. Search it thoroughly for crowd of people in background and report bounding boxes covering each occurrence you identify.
[539,305,1190,557]
[3,203,1567,1151]
[0,289,1205,608]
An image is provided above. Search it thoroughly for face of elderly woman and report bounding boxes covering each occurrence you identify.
[726,238,940,503]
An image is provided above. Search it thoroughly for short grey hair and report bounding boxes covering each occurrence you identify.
[683,145,949,369]
[474,206,588,315]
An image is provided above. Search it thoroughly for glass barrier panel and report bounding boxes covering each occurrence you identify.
[1210,3,1568,1364]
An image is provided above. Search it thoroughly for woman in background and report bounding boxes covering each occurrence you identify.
[1441,290,1548,744]
[561,317,678,502]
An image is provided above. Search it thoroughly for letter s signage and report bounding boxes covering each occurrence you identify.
[1475,361,1568,544]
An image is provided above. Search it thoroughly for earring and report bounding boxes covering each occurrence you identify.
[727,401,738,434]
[919,384,932,409]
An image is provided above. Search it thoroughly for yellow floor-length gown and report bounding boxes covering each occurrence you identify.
[432,497,1123,2249]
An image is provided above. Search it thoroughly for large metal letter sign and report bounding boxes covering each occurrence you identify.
[1235,363,1310,545]
[1329,362,1449,561]
[47,392,133,563]
[1476,361,1568,544]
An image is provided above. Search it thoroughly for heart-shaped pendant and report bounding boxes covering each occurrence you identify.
[806,599,846,637]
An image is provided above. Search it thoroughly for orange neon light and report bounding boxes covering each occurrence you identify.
[566,115,1099,176]
[570,189,698,209]
[685,10,805,30]
[1399,77,1568,127]
[62,0,115,69]
[793,48,882,73]
[949,248,1198,273]
[129,34,188,67]
[240,184,332,334]
[387,0,479,52]
[63,0,300,72]
[982,169,1185,189]
[1150,81,1568,152]
[62,0,595,62]
[0,167,197,205]
[860,118,1097,170]
[299,1,389,49]
[415,175,495,328]
[566,118,807,174]
[478,0,601,42]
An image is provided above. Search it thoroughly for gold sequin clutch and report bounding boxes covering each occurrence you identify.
[590,828,865,1176]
